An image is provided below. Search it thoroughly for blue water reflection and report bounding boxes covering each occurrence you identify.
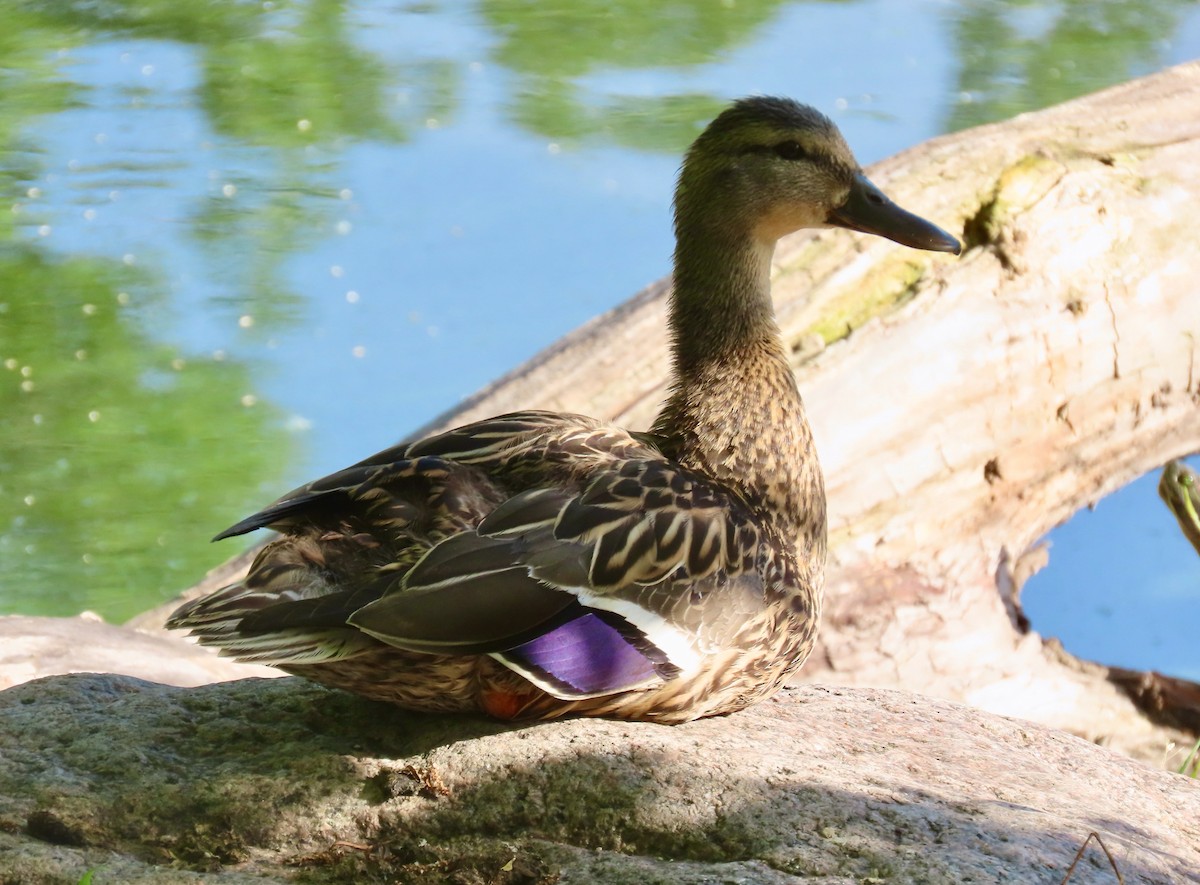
[1023,456,1200,682]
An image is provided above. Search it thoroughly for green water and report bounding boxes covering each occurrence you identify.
[0,0,1197,624]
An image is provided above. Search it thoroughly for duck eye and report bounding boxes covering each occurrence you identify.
[774,141,808,161]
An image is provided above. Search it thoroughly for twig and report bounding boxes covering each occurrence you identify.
[1060,832,1124,884]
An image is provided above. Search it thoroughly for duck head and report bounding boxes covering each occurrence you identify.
[675,96,961,255]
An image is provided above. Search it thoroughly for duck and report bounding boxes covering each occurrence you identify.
[168,97,960,723]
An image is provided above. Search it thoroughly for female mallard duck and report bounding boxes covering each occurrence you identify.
[169,98,960,723]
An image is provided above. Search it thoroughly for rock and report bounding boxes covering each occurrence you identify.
[0,615,280,690]
[1,675,1197,884]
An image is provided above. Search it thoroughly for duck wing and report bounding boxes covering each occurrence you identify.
[349,459,765,699]
[170,412,769,700]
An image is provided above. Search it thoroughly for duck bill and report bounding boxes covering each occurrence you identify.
[828,172,961,255]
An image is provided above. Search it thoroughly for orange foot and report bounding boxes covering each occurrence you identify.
[480,688,540,721]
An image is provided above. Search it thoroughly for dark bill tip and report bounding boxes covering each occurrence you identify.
[828,172,961,255]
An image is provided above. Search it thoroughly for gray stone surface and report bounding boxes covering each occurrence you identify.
[1,674,1197,884]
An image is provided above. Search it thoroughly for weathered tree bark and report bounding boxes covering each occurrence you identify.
[153,63,1200,763]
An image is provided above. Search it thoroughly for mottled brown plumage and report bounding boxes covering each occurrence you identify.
[169,97,959,723]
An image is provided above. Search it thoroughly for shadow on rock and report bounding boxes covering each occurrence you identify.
[0,675,1196,884]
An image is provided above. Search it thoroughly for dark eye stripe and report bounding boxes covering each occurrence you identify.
[738,141,814,162]
[773,141,808,160]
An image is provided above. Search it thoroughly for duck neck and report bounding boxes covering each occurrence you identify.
[652,224,825,550]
